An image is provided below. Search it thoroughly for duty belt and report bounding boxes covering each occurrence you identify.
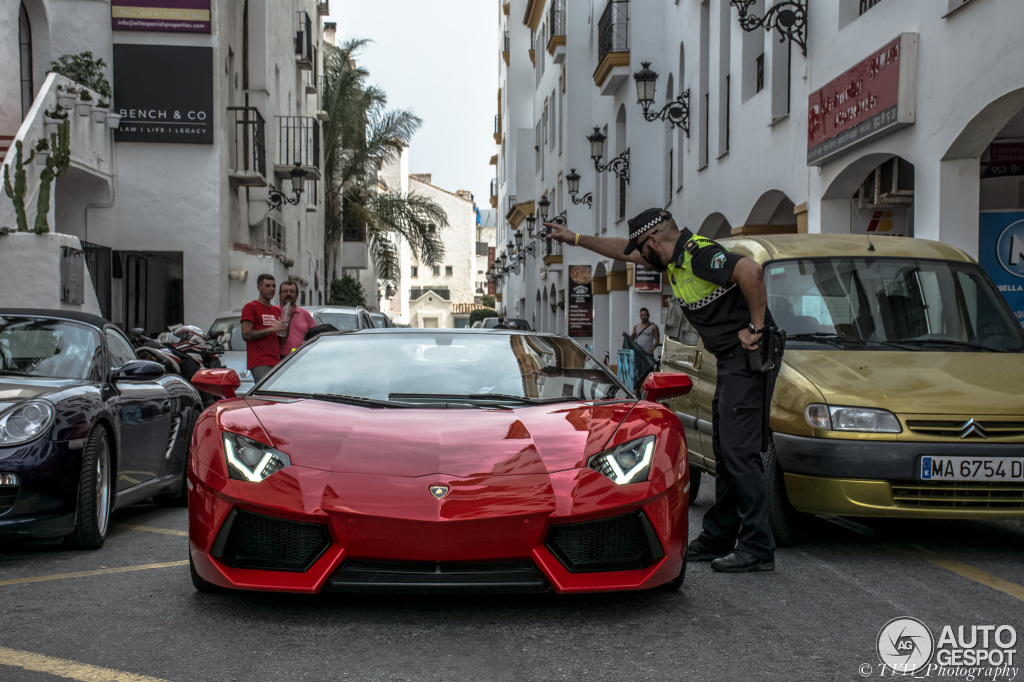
[684,283,736,310]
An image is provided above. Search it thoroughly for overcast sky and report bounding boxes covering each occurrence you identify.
[327,1,498,209]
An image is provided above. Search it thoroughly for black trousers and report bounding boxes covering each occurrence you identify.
[697,352,775,561]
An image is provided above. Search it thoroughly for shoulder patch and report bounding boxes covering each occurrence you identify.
[710,252,727,269]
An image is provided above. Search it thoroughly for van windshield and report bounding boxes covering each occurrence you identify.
[764,258,1024,352]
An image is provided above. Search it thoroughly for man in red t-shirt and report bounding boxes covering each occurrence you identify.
[240,273,287,382]
[278,280,315,358]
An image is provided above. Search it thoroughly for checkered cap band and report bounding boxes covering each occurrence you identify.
[630,216,666,240]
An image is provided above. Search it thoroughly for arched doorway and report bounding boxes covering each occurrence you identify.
[821,153,916,238]
[698,212,731,240]
[737,190,798,236]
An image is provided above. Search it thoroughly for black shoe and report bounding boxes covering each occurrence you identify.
[685,539,733,562]
[710,551,775,573]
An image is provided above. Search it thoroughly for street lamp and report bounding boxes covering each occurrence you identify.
[566,168,593,209]
[267,161,308,210]
[633,62,691,135]
[587,127,629,184]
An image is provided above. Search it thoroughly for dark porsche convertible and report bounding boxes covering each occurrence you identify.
[0,309,202,548]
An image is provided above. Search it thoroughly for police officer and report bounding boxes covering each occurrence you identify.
[545,208,776,572]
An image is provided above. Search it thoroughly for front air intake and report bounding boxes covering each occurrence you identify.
[545,510,664,572]
[211,509,330,571]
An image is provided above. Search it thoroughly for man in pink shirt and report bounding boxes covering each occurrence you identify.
[278,280,315,358]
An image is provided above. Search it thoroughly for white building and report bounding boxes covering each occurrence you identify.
[495,0,1024,364]
[2,0,330,333]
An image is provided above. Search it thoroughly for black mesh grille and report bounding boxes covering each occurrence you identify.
[0,484,17,515]
[545,511,663,572]
[327,559,549,594]
[213,509,331,571]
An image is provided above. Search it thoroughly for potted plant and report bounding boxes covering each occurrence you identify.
[34,138,51,166]
[105,110,122,130]
[43,105,68,135]
[76,89,93,116]
[56,84,77,108]
[48,52,113,101]
[92,99,109,123]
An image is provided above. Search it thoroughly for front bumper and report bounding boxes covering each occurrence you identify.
[188,461,689,594]
[0,440,82,539]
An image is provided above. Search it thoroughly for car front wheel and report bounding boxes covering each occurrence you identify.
[762,436,810,547]
[67,427,112,549]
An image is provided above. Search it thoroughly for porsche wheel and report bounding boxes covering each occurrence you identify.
[67,427,112,550]
[688,469,702,504]
[762,437,809,547]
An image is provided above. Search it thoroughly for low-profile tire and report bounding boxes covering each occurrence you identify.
[688,468,702,504]
[656,559,686,592]
[66,427,112,550]
[762,436,809,547]
[189,552,225,593]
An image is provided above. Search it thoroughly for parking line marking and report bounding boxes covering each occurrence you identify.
[114,523,188,537]
[821,517,1024,603]
[0,560,188,586]
[0,646,170,681]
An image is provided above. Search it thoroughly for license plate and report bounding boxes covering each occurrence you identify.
[920,456,1024,481]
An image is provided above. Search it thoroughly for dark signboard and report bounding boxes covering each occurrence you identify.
[113,45,213,144]
[978,212,1024,329]
[807,34,917,166]
[568,265,593,338]
[981,142,1024,179]
[633,264,662,292]
[112,0,211,34]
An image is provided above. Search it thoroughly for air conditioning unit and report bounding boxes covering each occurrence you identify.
[856,157,914,209]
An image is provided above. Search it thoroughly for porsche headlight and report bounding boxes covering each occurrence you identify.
[0,401,55,445]
[805,404,902,433]
[587,435,656,485]
[222,432,291,482]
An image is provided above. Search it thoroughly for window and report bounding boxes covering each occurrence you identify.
[432,265,440,276]
[618,175,627,221]
[411,266,418,278]
[860,0,884,14]
[755,54,764,93]
[19,3,33,119]
[666,300,700,346]
[445,266,453,276]
[105,328,138,370]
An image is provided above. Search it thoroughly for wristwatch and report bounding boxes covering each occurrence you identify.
[747,323,765,334]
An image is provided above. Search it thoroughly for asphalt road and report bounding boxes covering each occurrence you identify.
[1,480,1023,682]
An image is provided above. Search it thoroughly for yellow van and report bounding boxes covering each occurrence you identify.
[661,234,1024,545]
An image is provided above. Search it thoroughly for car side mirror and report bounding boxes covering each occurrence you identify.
[192,368,241,400]
[641,372,693,402]
[112,359,165,381]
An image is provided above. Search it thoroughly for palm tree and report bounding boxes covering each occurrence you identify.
[322,39,447,296]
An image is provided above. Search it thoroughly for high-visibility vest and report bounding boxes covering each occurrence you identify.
[665,235,727,305]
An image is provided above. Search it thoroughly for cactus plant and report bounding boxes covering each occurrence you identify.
[2,140,36,232]
[33,119,71,234]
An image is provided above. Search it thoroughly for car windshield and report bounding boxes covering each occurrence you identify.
[317,311,360,330]
[208,316,244,351]
[258,332,627,402]
[0,316,102,380]
[765,257,1024,352]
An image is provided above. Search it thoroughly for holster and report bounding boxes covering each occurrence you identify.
[747,325,786,374]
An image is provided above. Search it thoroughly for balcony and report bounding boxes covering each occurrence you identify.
[594,0,630,95]
[295,12,313,70]
[227,107,266,188]
[542,234,563,266]
[547,0,566,64]
[275,116,320,180]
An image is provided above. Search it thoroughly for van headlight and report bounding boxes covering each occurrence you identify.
[805,405,902,433]
[587,436,656,484]
[0,401,55,445]
[222,432,291,482]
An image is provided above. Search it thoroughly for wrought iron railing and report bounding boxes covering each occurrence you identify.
[228,106,266,178]
[276,115,320,169]
[598,0,629,62]
[506,194,517,215]
[549,0,566,37]
[295,11,313,67]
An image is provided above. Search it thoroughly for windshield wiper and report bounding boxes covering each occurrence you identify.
[787,333,915,350]
[388,392,572,405]
[890,338,1012,352]
[255,390,407,408]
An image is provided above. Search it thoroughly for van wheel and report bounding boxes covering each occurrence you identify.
[762,438,809,547]
[688,468,702,504]
[67,427,112,549]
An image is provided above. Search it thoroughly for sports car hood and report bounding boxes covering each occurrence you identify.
[0,378,80,412]
[784,350,1024,415]
[238,398,637,477]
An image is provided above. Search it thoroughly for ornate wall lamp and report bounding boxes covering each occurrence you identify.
[504,241,524,274]
[587,128,629,184]
[565,169,593,209]
[632,62,690,136]
[729,0,807,57]
[268,161,308,210]
[536,197,567,230]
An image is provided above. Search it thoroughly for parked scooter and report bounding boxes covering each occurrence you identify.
[131,326,226,406]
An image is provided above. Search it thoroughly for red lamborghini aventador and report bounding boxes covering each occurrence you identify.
[188,329,693,594]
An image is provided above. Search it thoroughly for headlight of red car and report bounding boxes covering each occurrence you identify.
[587,435,656,485]
[223,432,292,482]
